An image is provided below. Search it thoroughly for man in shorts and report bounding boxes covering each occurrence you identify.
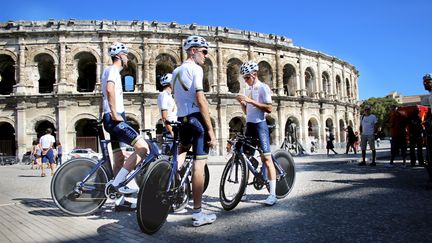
[236,60,278,206]
[102,42,150,197]
[171,35,216,227]
[358,105,378,166]
[39,128,56,176]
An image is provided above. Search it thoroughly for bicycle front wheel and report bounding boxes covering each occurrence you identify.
[272,149,296,199]
[50,158,108,216]
[219,155,248,211]
[137,158,172,234]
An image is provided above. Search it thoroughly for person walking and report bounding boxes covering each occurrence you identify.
[325,127,338,155]
[30,140,40,170]
[39,128,56,176]
[358,105,378,166]
[56,142,63,166]
[345,125,357,154]
[171,35,217,226]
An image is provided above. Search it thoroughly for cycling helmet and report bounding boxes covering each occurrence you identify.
[423,73,432,81]
[240,61,259,75]
[108,42,128,57]
[183,35,209,50]
[160,73,172,87]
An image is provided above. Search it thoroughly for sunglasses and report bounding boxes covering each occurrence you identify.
[196,49,208,55]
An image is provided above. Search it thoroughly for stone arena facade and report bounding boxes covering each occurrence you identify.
[0,20,360,158]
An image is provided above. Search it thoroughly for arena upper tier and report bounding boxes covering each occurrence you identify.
[0,20,360,157]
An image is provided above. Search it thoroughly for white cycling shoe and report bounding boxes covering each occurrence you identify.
[192,211,217,227]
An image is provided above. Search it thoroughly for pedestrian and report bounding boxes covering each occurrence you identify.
[354,131,360,152]
[358,105,378,166]
[345,125,357,154]
[236,60,278,206]
[325,127,338,155]
[39,128,56,176]
[56,142,63,166]
[172,35,217,226]
[102,42,151,211]
[30,140,40,170]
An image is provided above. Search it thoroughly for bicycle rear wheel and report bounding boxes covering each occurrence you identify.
[272,149,296,199]
[219,155,248,211]
[51,158,108,216]
[137,158,172,234]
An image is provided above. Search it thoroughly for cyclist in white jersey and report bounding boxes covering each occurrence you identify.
[236,61,278,206]
[101,42,150,197]
[171,35,217,227]
[157,73,177,137]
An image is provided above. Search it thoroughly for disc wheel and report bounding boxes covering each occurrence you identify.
[136,159,172,234]
[272,149,296,199]
[50,158,108,216]
[219,155,248,211]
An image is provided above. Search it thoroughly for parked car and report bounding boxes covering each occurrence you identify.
[67,148,102,161]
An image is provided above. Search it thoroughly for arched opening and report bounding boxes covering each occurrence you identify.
[285,117,300,139]
[75,119,98,152]
[283,64,296,96]
[35,120,56,141]
[325,118,334,130]
[34,53,55,93]
[201,59,213,92]
[322,72,330,98]
[227,58,242,93]
[0,54,16,95]
[258,61,273,86]
[155,54,176,91]
[120,53,137,92]
[0,122,16,156]
[228,117,245,139]
[308,118,319,139]
[125,116,140,132]
[305,67,315,98]
[75,52,97,92]
[339,119,346,142]
[346,78,351,98]
[336,75,342,99]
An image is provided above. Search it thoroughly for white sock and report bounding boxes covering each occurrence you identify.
[269,180,276,196]
[112,167,129,187]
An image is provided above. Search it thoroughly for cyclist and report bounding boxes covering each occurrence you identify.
[235,61,277,206]
[157,73,177,137]
[171,35,217,227]
[102,42,150,197]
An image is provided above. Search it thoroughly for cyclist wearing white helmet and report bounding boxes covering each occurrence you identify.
[171,35,216,227]
[157,73,177,136]
[102,42,150,200]
[236,60,278,206]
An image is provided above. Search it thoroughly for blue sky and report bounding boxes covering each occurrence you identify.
[2,0,431,100]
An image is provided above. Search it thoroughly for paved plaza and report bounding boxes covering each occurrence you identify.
[1,147,432,242]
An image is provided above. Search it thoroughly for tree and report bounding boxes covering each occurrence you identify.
[361,97,398,136]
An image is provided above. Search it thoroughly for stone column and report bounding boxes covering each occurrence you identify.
[143,38,152,92]
[330,60,336,100]
[277,101,284,145]
[217,99,228,155]
[14,41,27,95]
[56,99,68,152]
[298,52,307,96]
[216,41,228,93]
[275,49,283,96]
[317,56,324,99]
[55,36,70,93]
[136,63,143,92]
[15,100,26,160]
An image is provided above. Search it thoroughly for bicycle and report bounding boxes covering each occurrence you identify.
[219,132,296,210]
[136,121,210,234]
[50,121,161,216]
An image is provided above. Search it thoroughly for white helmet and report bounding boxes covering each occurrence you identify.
[183,35,209,50]
[160,73,172,87]
[240,61,259,75]
[423,73,432,81]
[108,42,128,57]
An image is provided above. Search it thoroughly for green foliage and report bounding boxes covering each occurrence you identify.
[361,97,398,134]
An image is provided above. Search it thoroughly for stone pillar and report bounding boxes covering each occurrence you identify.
[248,45,255,61]
[136,63,143,92]
[330,60,336,100]
[317,57,324,99]
[15,101,26,160]
[277,101,284,145]
[143,39,152,92]
[55,37,70,93]
[217,99,228,155]
[298,52,307,96]
[320,107,326,144]
[217,41,228,93]
[57,99,68,152]
[275,49,283,96]
[14,41,27,95]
